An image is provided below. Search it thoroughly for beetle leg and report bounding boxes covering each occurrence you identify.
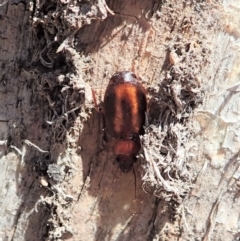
[91,88,99,111]
[131,26,156,74]
[144,112,149,127]
[132,165,137,199]
[102,115,109,143]
[91,89,103,113]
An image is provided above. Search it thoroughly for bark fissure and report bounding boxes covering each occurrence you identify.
[1,0,240,240]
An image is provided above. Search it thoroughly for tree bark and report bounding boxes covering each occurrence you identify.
[0,0,240,241]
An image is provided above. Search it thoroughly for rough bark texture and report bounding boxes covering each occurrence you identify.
[0,0,240,241]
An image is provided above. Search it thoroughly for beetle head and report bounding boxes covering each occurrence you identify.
[116,154,137,173]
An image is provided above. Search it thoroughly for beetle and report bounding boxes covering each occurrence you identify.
[98,71,147,173]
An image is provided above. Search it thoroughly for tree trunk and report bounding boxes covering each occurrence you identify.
[0,0,240,240]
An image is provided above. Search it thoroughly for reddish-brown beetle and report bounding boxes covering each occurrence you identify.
[99,71,147,173]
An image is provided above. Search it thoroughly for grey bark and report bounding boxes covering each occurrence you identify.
[0,1,239,241]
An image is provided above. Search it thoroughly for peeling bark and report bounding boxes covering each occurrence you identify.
[0,0,240,241]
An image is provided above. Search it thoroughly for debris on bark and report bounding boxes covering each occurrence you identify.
[2,0,238,240]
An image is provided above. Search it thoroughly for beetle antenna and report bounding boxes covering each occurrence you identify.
[100,168,118,204]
